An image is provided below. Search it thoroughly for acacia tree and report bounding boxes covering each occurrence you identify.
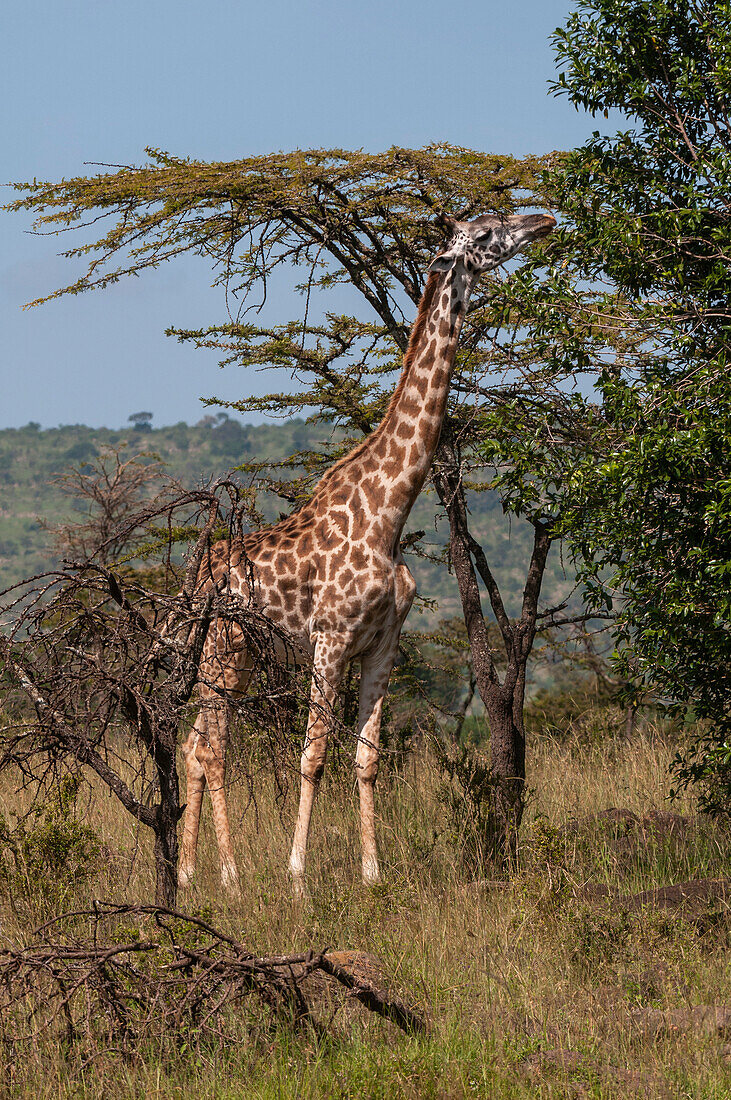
[549,0,731,809]
[6,146,611,855]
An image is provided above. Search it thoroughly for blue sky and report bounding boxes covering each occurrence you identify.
[1,0,599,429]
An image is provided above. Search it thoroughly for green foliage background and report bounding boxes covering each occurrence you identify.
[0,417,574,657]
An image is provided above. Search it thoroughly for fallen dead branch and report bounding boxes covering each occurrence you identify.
[0,903,428,1063]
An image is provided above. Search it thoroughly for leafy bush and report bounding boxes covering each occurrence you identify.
[435,741,506,874]
[0,775,101,894]
[524,679,623,742]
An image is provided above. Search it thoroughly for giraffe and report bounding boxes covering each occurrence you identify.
[178,210,556,896]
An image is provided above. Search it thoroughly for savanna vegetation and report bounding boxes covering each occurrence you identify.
[2,718,730,1098]
[2,0,731,1095]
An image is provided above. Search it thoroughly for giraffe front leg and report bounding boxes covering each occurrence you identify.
[289,636,347,898]
[178,727,206,888]
[356,647,398,886]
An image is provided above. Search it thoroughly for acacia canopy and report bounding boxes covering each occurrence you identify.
[6,142,605,854]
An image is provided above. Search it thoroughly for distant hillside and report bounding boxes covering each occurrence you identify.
[0,419,576,634]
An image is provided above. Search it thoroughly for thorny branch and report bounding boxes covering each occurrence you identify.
[0,903,428,1059]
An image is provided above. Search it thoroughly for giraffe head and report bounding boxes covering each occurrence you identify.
[429,212,556,277]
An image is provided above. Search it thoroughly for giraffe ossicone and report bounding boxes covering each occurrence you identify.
[178,210,556,896]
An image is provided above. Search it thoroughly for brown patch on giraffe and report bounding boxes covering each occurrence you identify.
[372,435,388,459]
[390,487,411,514]
[399,396,420,419]
[282,590,297,612]
[409,442,426,466]
[366,520,388,549]
[257,565,275,587]
[360,477,382,511]
[328,487,351,509]
[351,546,369,572]
[382,458,404,479]
[396,421,415,440]
[297,559,311,581]
[297,531,313,558]
[331,510,350,539]
[276,552,296,575]
[422,396,439,420]
[327,548,348,579]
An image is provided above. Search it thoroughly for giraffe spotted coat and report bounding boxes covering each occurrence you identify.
[179,211,556,895]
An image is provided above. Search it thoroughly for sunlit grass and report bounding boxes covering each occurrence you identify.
[1,718,730,1098]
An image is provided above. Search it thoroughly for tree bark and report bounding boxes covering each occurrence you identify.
[153,728,181,908]
[483,688,526,860]
[433,440,551,864]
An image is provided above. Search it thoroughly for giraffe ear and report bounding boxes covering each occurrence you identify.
[428,252,457,274]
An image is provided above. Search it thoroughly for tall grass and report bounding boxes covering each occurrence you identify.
[1,718,730,1098]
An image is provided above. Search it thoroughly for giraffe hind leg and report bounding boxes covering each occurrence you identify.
[199,696,241,891]
[356,645,399,885]
[179,629,252,891]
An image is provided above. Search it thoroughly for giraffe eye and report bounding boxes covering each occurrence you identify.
[475,231,492,244]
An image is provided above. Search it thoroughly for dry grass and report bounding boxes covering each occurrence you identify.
[1,719,731,1098]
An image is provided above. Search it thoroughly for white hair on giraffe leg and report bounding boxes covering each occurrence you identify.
[220,857,240,892]
[177,862,195,888]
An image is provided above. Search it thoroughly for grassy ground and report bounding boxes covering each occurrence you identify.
[1,719,730,1098]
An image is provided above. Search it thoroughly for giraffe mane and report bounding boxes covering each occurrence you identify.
[310,271,443,498]
[397,270,442,381]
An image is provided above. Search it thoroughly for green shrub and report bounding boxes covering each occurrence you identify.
[524,678,622,742]
[0,775,101,895]
[435,741,504,874]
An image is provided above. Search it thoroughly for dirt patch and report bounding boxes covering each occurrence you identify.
[615,878,731,914]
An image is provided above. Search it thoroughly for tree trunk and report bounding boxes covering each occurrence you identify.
[433,439,551,865]
[153,733,180,908]
[483,688,526,862]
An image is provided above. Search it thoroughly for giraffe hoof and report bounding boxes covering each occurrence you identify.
[221,860,240,893]
[178,865,195,888]
[362,859,381,886]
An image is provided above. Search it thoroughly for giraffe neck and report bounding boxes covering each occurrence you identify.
[361,264,474,536]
